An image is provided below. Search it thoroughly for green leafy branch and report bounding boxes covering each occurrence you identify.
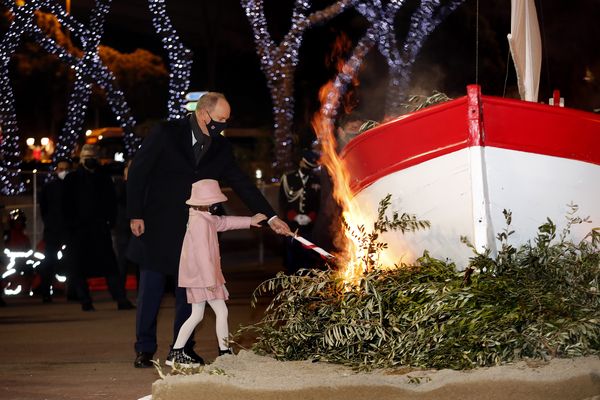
[343,194,430,272]
[237,201,600,371]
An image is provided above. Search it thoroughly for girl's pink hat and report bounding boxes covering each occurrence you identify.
[186,179,228,206]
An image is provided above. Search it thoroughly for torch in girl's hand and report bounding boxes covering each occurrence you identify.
[291,230,335,260]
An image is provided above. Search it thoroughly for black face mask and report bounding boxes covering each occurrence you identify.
[83,158,99,170]
[206,113,227,137]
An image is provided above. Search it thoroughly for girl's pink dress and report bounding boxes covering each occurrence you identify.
[178,208,251,303]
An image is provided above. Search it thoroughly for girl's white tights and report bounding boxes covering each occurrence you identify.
[173,299,229,350]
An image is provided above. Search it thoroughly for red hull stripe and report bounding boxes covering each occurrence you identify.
[341,88,600,194]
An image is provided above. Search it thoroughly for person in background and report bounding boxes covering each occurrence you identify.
[335,114,365,151]
[127,91,291,368]
[279,150,321,274]
[113,159,137,292]
[1,209,30,307]
[3,209,30,251]
[166,179,266,366]
[38,158,72,303]
[63,144,134,311]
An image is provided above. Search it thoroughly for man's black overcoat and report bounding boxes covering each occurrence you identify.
[63,166,119,277]
[40,178,67,243]
[127,117,276,275]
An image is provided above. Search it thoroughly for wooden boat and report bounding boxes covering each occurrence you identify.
[340,85,600,268]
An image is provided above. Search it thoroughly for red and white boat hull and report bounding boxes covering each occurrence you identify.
[341,85,600,268]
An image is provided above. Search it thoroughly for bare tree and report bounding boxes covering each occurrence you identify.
[241,0,357,173]
[355,0,465,117]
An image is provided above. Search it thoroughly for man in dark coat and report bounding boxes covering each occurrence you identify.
[63,145,135,311]
[38,158,71,303]
[127,92,291,368]
[279,150,322,273]
[113,159,137,294]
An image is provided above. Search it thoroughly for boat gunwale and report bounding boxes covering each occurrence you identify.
[340,90,600,194]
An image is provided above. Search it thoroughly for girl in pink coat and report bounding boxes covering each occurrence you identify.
[166,179,266,367]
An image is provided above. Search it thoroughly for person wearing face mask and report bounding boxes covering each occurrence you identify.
[38,158,72,303]
[278,150,322,274]
[127,91,292,368]
[62,144,135,311]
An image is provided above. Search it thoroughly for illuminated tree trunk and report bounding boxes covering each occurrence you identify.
[385,0,465,116]
[0,1,35,194]
[148,0,192,121]
[355,0,465,118]
[242,0,357,174]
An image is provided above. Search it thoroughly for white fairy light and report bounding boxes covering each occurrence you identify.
[0,0,193,192]
[0,0,34,195]
[320,0,464,122]
[241,0,358,173]
[148,0,192,120]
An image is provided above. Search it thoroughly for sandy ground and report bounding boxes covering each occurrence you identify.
[2,248,600,400]
[152,350,600,400]
[0,268,272,400]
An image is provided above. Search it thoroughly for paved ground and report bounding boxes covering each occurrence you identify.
[0,252,283,400]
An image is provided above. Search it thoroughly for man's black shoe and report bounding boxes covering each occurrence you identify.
[42,295,52,304]
[81,302,95,312]
[184,348,205,365]
[117,300,135,310]
[134,352,154,368]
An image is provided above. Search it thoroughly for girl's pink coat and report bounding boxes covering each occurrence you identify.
[178,209,251,288]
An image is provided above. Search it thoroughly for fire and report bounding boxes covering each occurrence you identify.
[311,34,372,284]
[312,85,375,285]
[312,34,408,285]
[325,32,359,115]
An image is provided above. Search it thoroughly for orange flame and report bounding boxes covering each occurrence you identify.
[313,34,415,285]
[311,34,373,285]
[326,32,359,115]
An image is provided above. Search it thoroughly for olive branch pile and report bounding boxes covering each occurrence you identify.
[237,199,600,371]
[400,91,452,113]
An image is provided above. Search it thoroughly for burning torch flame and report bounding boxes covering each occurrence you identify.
[312,33,416,285]
[310,33,376,285]
[312,81,372,285]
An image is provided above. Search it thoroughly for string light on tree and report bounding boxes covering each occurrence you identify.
[29,21,139,157]
[387,0,464,115]
[319,0,464,122]
[242,0,358,174]
[148,0,192,120]
[0,0,193,194]
[54,0,112,160]
[0,0,37,195]
[40,0,140,157]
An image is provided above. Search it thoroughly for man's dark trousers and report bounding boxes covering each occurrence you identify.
[135,269,192,354]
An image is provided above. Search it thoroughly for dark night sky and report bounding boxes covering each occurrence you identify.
[54,0,600,130]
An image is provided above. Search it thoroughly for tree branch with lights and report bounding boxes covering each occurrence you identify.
[0,0,36,194]
[241,0,358,174]
[0,0,191,194]
[386,0,464,115]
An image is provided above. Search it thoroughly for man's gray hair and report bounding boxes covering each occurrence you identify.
[195,92,226,112]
